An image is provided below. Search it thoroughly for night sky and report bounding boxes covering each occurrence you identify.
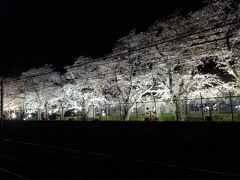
[0,0,204,76]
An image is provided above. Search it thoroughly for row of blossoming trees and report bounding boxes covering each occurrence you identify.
[2,0,240,120]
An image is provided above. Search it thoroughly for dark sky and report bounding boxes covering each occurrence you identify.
[0,0,204,76]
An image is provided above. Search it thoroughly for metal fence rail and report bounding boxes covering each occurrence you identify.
[3,93,240,122]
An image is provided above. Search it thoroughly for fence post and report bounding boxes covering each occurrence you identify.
[46,104,48,119]
[154,105,157,117]
[136,102,138,121]
[229,91,234,121]
[200,93,204,121]
[119,104,122,121]
[105,102,107,121]
[153,96,157,118]
[61,107,64,120]
[99,108,101,120]
[185,98,188,115]
[38,109,41,120]
[92,104,95,121]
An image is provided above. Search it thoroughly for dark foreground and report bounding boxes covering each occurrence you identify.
[0,121,240,179]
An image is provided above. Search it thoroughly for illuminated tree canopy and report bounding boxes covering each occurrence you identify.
[3,0,240,120]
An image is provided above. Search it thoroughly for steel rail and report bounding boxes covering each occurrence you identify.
[1,137,239,178]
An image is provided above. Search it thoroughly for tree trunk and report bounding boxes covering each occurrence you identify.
[81,107,88,121]
[175,98,182,121]
[122,104,135,121]
[168,98,182,121]
[122,107,129,121]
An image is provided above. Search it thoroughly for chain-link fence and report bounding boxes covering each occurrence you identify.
[4,93,240,122]
[178,94,240,122]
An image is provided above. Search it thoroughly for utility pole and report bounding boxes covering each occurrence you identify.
[1,79,3,128]
[229,91,234,121]
[200,93,204,122]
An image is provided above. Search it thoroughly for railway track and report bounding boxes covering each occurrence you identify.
[0,138,239,179]
[0,167,30,180]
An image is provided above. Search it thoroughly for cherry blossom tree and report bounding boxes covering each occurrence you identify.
[100,53,159,121]
[1,0,240,121]
[64,56,106,120]
[153,57,223,120]
[3,77,25,119]
[19,65,62,118]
